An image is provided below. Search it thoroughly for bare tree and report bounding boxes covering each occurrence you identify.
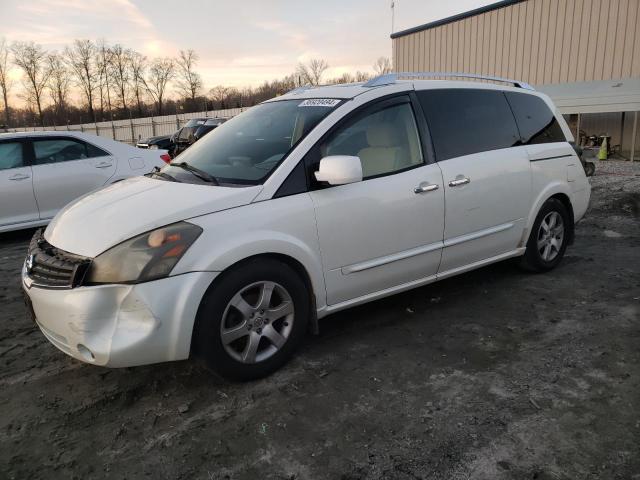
[0,38,12,126]
[373,56,392,75]
[129,51,147,117]
[109,44,131,112]
[144,57,174,115]
[12,41,50,126]
[96,40,114,120]
[175,49,202,101]
[209,85,231,106]
[47,52,70,120]
[66,39,98,122]
[296,58,329,86]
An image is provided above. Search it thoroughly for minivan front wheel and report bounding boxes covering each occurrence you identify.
[520,198,570,272]
[194,259,310,380]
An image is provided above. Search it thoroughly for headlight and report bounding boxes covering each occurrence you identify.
[148,144,159,150]
[84,222,202,285]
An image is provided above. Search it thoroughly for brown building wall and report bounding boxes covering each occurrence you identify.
[392,0,640,84]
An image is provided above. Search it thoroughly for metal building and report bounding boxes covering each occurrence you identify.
[391,0,640,160]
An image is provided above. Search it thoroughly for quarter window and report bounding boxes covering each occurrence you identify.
[33,138,107,165]
[505,92,566,144]
[417,89,521,161]
[86,142,109,158]
[320,102,423,179]
[0,142,25,170]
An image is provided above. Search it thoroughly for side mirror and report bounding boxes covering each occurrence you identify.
[314,155,363,185]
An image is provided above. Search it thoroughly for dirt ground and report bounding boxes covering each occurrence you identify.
[1,160,639,480]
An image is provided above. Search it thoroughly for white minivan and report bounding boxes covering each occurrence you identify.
[23,74,590,380]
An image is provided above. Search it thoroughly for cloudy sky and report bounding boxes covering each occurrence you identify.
[1,0,494,100]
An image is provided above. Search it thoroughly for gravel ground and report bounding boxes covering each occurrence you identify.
[1,160,639,480]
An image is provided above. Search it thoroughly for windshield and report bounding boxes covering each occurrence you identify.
[164,99,340,184]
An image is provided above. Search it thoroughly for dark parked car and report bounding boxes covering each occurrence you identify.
[136,134,173,151]
[172,117,226,156]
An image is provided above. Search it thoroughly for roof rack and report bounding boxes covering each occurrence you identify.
[363,72,535,90]
[286,86,314,95]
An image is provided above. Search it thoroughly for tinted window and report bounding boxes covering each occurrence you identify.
[417,89,520,161]
[505,92,566,144]
[320,102,423,178]
[86,142,109,158]
[0,142,25,170]
[33,138,88,165]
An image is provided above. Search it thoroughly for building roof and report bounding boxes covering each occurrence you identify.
[391,0,525,39]
[536,78,640,114]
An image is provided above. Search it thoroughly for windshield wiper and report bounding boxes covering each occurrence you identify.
[146,166,178,182]
[170,161,219,185]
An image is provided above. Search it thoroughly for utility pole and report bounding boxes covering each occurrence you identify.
[391,0,395,34]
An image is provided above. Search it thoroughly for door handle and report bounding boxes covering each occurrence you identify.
[414,182,439,194]
[9,173,30,181]
[95,162,112,169]
[448,177,470,187]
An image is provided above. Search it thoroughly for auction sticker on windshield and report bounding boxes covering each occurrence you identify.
[298,99,341,107]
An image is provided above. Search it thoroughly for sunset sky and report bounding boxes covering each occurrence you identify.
[1,0,494,103]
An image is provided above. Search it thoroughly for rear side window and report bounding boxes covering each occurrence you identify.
[505,92,566,144]
[417,89,520,161]
[86,142,109,157]
[0,142,25,170]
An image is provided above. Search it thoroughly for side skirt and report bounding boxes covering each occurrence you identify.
[317,248,526,319]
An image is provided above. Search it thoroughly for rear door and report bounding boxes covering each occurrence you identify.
[417,88,532,273]
[0,139,39,228]
[30,136,116,220]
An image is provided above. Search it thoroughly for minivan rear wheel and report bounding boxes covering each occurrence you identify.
[193,258,310,380]
[520,198,570,272]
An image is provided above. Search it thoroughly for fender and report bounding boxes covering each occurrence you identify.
[175,197,328,311]
[522,181,574,246]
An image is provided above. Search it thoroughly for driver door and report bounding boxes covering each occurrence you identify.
[307,95,445,305]
[30,136,116,220]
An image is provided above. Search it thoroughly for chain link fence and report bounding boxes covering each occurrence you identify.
[8,107,249,145]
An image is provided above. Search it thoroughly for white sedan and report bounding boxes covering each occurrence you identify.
[0,131,170,232]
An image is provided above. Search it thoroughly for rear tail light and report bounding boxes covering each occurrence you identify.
[160,153,171,163]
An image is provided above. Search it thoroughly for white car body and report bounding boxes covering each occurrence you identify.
[0,131,168,233]
[23,77,590,369]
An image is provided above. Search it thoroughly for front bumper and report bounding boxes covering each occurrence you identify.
[23,267,217,367]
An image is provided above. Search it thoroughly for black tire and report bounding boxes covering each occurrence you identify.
[584,162,596,177]
[193,258,310,381]
[520,198,571,272]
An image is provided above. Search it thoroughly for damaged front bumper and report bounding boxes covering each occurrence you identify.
[22,265,217,367]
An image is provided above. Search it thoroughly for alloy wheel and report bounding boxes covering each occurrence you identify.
[537,211,564,262]
[220,281,295,364]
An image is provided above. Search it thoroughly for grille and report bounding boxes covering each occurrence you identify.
[26,230,91,289]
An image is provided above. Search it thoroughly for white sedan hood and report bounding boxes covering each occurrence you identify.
[45,176,262,257]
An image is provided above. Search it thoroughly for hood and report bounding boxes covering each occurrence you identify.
[45,176,262,257]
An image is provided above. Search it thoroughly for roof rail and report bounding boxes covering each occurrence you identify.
[286,85,313,95]
[363,72,535,90]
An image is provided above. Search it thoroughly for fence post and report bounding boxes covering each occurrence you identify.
[151,117,156,136]
[80,124,84,133]
[130,118,135,144]
[111,121,116,141]
[95,122,99,136]
[175,114,180,130]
